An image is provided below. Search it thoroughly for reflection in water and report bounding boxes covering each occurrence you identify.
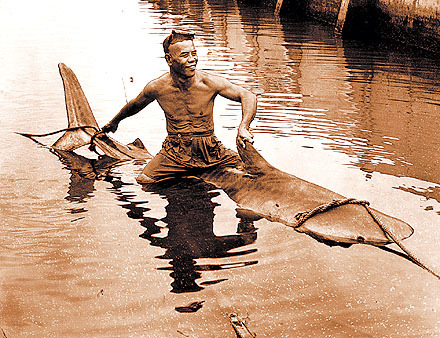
[52,149,121,203]
[54,149,258,294]
[397,185,440,207]
[18,135,123,204]
[340,45,440,183]
[112,178,258,293]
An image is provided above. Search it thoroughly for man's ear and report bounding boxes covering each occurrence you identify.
[165,53,172,66]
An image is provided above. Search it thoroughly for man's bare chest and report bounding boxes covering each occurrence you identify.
[157,86,215,114]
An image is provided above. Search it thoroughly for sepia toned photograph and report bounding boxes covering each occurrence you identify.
[1,0,439,336]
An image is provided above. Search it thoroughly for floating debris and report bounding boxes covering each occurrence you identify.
[200,278,228,286]
[229,313,255,338]
[175,301,205,313]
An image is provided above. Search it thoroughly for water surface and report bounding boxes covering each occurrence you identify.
[1,0,439,336]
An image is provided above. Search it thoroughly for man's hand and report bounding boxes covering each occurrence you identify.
[102,120,119,134]
[237,126,254,148]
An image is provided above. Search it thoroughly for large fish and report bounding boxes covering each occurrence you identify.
[200,144,412,246]
[51,63,413,246]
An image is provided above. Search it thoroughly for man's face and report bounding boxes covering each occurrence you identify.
[166,40,198,78]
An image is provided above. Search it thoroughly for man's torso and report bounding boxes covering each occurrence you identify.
[152,71,218,134]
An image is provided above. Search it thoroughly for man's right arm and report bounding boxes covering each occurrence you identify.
[102,82,157,133]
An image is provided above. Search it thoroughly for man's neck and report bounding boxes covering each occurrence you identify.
[170,70,195,90]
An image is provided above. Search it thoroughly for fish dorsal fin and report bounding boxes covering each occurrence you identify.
[52,63,99,150]
[58,63,98,128]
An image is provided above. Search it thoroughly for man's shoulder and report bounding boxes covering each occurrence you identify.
[149,73,170,87]
[144,73,171,94]
[197,70,229,88]
[197,70,221,81]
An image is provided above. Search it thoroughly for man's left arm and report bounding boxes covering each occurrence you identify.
[215,76,257,146]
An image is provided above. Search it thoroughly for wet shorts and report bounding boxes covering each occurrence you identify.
[140,131,240,181]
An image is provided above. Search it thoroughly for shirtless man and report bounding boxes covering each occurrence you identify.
[103,30,257,183]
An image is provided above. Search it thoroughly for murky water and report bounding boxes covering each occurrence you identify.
[1,0,439,337]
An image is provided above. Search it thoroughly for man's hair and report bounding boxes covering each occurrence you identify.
[163,30,195,54]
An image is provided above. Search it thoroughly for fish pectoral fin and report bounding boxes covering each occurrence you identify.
[127,138,146,150]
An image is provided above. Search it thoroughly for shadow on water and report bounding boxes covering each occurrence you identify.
[52,147,259,294]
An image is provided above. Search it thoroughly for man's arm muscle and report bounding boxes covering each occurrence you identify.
[103,81,157,133]
[214,75,257,144]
